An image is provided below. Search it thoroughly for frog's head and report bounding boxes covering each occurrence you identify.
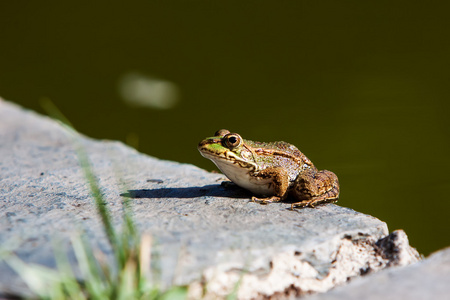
[198,129,258,172]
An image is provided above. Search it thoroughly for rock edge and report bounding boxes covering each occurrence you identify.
[0,99,420,299]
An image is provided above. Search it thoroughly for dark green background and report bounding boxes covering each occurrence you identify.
[1,1,449,256]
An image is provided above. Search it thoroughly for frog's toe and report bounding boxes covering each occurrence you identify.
[291,200,315,209]
[251,196,281,205]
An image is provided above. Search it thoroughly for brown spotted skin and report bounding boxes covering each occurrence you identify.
[250,166,339,209]
[290,169,339,209]
[198,129,340,209]
[245,141,339,209]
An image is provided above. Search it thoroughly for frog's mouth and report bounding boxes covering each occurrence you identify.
[198,138,258,171]
[198,146,257,169]
[198,147,236,163]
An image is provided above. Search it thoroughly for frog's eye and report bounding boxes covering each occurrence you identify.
[215,129,230,137]
[223,133,243,149]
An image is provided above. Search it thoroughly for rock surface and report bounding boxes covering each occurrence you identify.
[303,247,450,300]
[0,99,420,299]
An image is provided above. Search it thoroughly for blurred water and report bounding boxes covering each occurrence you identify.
[1,1,449,255]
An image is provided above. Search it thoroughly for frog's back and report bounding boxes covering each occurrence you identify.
[245,139,304,157]
[245,139,313,181]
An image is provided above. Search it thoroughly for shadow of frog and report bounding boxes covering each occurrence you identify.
[121,183,250,199]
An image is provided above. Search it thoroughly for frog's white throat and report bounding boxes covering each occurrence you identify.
[206,155,275,197]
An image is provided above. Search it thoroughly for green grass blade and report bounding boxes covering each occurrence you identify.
[71,234,109,299]
[35,99,187,299]
[52,239,86,300]
[41,98,122,265]
[4,254,60,298]
[160,286,188,300]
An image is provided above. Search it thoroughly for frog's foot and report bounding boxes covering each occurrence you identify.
[290,196,339,210]
[251,196,282,205]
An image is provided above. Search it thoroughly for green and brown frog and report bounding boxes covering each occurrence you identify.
[198,129,339,209]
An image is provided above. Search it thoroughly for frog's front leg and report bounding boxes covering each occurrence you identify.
[290,169,339,209]
[250,167,290,204]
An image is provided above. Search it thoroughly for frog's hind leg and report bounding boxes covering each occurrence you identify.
[290,169,339,209]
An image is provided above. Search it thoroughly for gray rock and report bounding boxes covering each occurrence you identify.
[303,247,450,300]
[0,99,420,299]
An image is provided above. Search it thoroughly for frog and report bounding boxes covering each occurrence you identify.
[198,129,339,209]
